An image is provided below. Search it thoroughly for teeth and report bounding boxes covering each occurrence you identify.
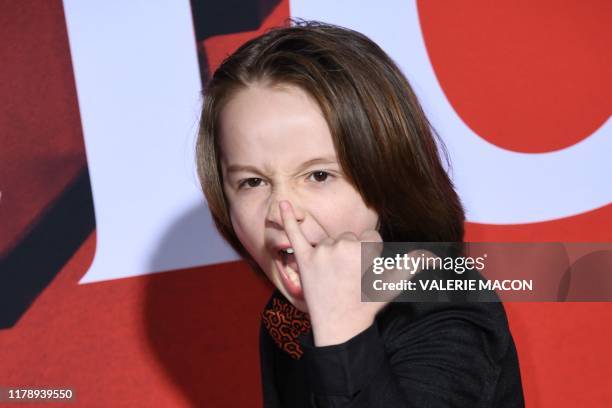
[285,264,301,286]
[285,248,294,254]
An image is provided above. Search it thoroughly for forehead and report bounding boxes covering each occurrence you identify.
[218,84,337,165]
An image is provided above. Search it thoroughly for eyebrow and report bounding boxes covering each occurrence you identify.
[226,156,339,175]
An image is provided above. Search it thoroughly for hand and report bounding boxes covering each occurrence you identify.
[279,200,385,346]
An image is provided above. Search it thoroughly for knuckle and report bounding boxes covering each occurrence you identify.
[320,237,334,246]
[361,229,382,242]
[343,232,358,240]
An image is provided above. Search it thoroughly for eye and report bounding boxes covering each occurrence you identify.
[238,177,266,189]
[307,170,332,183]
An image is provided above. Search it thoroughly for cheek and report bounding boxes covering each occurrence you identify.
[228,200,266,253]
[311,193,379,237]
[332,209,378,235]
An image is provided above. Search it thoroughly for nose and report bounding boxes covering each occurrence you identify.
[266,193,306,229]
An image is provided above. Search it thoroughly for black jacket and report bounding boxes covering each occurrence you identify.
[260,290,525,407]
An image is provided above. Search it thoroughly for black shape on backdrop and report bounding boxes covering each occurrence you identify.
[190,0,281,84]
[190,0,280,41]
[0,168,95,329]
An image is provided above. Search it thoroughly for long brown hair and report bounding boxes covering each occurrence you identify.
[196,20,465,268]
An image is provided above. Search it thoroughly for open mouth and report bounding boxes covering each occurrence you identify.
[278,248,300,282]
[280,247,295,255]
[279,247,295,271]
[275,247,303,299]
[272,243,317,300]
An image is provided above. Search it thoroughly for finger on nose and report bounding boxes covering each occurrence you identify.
[279,200,310,254]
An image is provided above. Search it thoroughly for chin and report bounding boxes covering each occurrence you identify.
[288,297,308,313]
[273,280,309,313]
[261,260,310,313]
[272,272,309,313]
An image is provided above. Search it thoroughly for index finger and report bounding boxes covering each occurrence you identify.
[279,200,313,259]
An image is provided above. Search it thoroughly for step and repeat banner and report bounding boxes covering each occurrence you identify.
[1,0,610,406]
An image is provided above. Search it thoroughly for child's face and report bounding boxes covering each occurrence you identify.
[218,83,379,311]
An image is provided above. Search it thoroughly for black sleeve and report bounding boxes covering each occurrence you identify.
[300,302,523,408]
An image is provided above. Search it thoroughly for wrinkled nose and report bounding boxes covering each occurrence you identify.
[266,194,306,229]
